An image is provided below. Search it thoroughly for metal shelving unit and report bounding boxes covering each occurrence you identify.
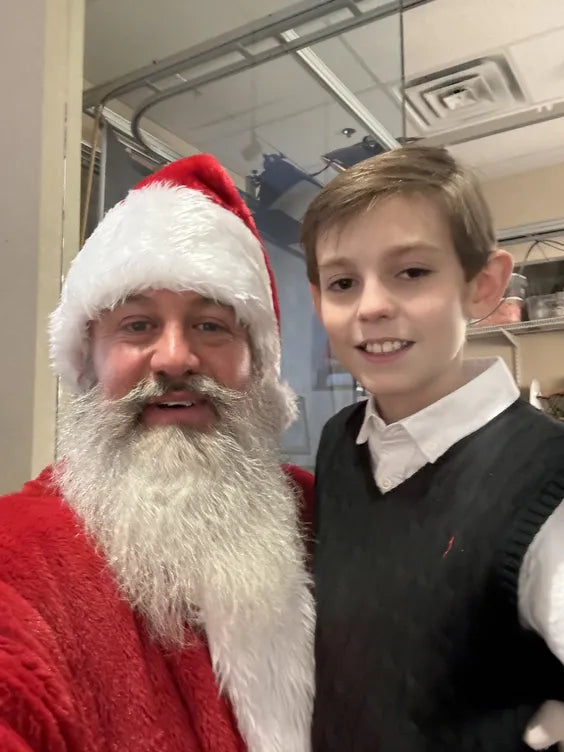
[466,317,564,384]
[467,317,564,339]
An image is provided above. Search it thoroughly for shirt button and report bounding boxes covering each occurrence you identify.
[382,478,392,490]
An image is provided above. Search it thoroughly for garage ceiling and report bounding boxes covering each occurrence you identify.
[84,0,564,181]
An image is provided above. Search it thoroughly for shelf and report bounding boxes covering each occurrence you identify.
[467,317,564,339]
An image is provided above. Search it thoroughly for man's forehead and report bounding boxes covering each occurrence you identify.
[115,290,231,311]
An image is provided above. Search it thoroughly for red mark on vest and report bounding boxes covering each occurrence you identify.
[443,536,455,558]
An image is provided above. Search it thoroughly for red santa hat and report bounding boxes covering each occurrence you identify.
[49,154,282,394]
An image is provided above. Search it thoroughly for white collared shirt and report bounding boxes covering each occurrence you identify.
[357,357,519,493]
[356,357,564,673]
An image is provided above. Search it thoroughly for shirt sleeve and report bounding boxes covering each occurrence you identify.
[519,501,564,749]
[518,498,564,662]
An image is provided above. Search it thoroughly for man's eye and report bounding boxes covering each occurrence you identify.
[399,268,431,280]
[328,278,355,292]
[196,321,226,332]
[124,320,152,333]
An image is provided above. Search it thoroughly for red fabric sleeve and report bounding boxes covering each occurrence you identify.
[0,581,81,751]
[0,722,34,752]
[283,465,314,528]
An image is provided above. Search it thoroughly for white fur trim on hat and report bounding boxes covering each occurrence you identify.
[49,183,280,393]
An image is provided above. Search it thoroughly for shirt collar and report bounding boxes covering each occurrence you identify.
[357,396,384,445]
[356,358,520,461]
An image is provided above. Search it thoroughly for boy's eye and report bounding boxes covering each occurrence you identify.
[328,278,355,292]
[399,268,431,280]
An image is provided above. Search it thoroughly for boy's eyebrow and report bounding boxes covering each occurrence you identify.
[389,242,443,256]
[318,256,354,271]
[318,243,442,271]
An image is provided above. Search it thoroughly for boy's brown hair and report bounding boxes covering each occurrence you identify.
[301,145,496,285]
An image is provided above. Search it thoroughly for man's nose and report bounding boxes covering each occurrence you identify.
[357,278,397,321]
[149,322,200,379]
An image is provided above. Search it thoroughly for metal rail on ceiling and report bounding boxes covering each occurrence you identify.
[83,0,564,165]
[83,0,437,157]
[497,218,564,246]
[83,0,430,110]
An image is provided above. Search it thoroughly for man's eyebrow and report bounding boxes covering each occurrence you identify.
[119,293,154,307]
[117,294,231,312]
[191,296,225,309]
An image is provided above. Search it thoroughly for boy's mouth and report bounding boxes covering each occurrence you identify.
[357,339,413,355]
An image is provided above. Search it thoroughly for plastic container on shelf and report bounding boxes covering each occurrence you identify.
[473,273,528,328]
[537,391,564,420]
[474,297,524,328]
[506,273,528,299]
[527,292,564,320]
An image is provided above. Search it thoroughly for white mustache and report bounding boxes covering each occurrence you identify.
[117,374,243,412]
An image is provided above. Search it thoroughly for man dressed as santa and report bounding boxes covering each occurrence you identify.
[0,155,315,752]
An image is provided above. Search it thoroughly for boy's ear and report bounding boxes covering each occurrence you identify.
[310,283,322,320]
[466,249,514,322]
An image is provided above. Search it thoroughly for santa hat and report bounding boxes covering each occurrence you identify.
[49,154,282,394]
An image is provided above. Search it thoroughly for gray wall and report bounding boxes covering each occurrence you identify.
[0,1,45,493]
[265,240,360,470]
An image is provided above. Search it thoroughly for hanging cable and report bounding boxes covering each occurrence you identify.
[309,162,332,178]
[467,298,504,328]
[517,240,541,274]
[540,239,564,255]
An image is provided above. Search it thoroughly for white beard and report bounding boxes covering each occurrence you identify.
[55,374,315,752]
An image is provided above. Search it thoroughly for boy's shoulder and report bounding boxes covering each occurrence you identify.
[323,400,366,435]
[455,401,564,497]
[489,398,564,442]
[317,401,367,465]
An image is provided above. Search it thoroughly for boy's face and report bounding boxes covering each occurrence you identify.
[311,193,511,422]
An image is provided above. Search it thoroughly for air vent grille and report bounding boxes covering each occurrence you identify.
[402,55,525,133]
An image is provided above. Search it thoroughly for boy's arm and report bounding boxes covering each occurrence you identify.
[519,498,564,660]
[518,499,564,749]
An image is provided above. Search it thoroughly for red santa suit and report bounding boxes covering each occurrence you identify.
[0,155,315,751]
[0,464,313,752]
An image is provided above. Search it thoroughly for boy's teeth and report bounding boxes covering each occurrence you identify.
[364,340,406,354]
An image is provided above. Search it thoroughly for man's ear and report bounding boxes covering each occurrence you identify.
[310,283,322,321]
[77,350,97,391]
[466,249,514,322]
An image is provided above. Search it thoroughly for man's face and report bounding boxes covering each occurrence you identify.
[89,289,253,431]
[312,194,483,422]
[58,292,312,658]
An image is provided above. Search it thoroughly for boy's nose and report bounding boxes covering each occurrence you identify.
[357,280,397,321]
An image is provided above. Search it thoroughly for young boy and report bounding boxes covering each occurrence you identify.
[301,145,564,751]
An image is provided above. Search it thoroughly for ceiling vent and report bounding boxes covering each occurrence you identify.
[401,55,525,133]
